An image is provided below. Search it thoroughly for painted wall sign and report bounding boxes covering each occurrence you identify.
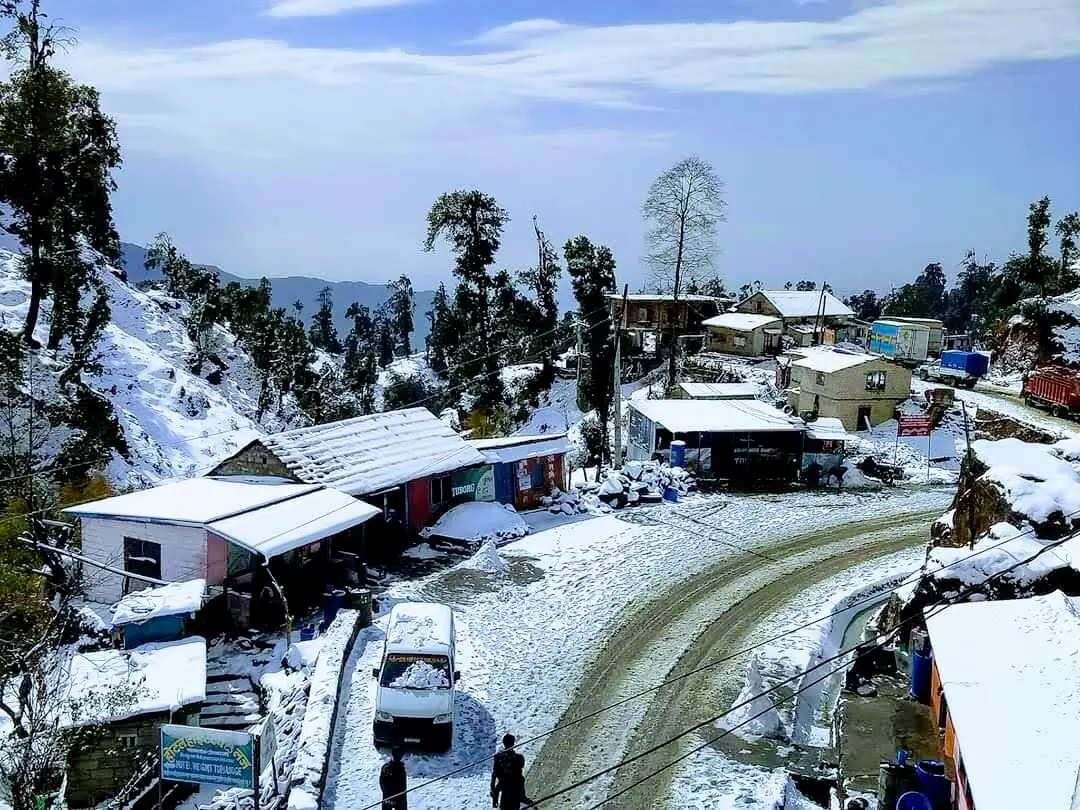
[160,724,255,788]
[449,466,496,502]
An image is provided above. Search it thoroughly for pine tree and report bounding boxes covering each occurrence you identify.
[343,302,378,414]
[520,215,562,388]
[427,282,453,376]
[423,190,509,414]
[386,274,415,356]
[309,285,342,353]
[0,0,121,348]
[145,233,220,357]
[565,235,616,464]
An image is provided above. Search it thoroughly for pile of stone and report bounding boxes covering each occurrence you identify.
[545,460,696,513]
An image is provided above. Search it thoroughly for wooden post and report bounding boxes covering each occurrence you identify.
[612,284,629,469]
[960,399,976,549]
[253,730,262,810]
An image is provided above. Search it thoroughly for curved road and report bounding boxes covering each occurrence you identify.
[525,507,941,810]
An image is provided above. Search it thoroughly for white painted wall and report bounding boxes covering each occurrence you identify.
[80,518,208,604]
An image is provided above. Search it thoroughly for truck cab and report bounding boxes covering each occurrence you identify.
[372,602,459,752]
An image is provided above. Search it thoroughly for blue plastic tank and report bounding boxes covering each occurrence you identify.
[896,792,933,810]
[299,624,317,641]
[670,440,686,468]
[323,588,346,625]
[915,760,951,810]
[910,650,933,703]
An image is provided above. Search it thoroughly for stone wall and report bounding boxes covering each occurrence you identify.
[208,442,300,480]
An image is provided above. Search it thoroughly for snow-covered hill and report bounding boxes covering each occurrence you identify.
[0,249,302,487]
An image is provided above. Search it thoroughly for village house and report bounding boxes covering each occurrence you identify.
[63,636,206,807]
[626,398,805,486]
[780,347,912,430]
[63,477,380,622]
[924,591,1080,810]
[733,290,854,346]
[674,382,759,401]
[701,312,782,357]
[465,434,569,511]
[607,293,727,359]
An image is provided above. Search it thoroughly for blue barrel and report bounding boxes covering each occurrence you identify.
[910,650,932,703]
[896,792,933,810]
[299,625,316,641]
[323,588,346,625]
[662,486,680,503]
[915,760,951,810]
[670,440,686,468]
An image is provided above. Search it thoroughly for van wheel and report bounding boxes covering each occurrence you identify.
[430,726,453,753]
[918,369,929,381]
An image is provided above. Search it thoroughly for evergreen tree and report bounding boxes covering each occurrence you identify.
[145,233,220,355]
[343,302,378,414]
[376,313,395,369]
[426,282,453,376]
[309,285,342,353]
[386,275,415,356]
[519,215,562,388]
[564,235,616,465]
[844,290,883,322]
[0,0,121,348]
[423,190,509,414]
[884,263,947,320]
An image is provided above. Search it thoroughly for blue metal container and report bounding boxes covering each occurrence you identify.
[299,625,317,641]
[662,486,680,503]
[896,792,934,810]
[670,440,686,468]
[915,760,951,810]
[323,589,346,625]
[870,321,901,357]
[121,614,186,649]
[940,350,989,377]
[910,650,933,703]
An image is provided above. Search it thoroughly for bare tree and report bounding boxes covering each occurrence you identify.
[643,156,726,390]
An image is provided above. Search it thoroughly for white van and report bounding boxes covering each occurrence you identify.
[372,601,459,751]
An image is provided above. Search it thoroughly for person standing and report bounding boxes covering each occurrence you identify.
[491,734,528,809]
[380,747,408,810]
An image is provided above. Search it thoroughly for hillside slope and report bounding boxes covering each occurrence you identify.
[0,249,301,487]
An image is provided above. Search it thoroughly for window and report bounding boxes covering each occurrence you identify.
[117,734,138,750]
[716,333,727,344]
[430,475,452,505]
[637,306,649,323]
[123,538,161,582]
[865,371,887,391]
[815,371,826,386]
[733,335,748,348]
[754,300,763,312]
[530,462,545,489]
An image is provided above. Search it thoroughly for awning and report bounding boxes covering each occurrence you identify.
[207,488,380,558]
[804,417,852,442]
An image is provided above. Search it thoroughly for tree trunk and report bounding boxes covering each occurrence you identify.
[22,278,44,347]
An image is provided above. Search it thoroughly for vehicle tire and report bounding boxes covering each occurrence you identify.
[430,725,453,753]
[918,369,929,381]
[964,378,977,389]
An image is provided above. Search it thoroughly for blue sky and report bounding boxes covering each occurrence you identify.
[45,0,1080,298]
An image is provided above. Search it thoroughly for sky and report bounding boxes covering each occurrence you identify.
[36,0,1080,298]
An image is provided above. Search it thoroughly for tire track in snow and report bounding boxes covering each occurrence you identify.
[524,507,940,809]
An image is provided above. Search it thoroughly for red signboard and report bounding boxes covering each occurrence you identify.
[897,415,932,437]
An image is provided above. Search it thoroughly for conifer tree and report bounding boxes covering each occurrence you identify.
[309,286,342,353]
[344,302,378,414]
[386,274,415,356]
[426,282,453,376]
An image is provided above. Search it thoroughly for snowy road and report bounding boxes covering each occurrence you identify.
[524,506,940,809]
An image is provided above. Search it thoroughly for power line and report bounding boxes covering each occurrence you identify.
[542,525,1080,808]
[363,504,1080,809]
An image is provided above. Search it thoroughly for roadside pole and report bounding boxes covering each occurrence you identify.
[612,284,629,469]
[576,319,583,386]
[960,399,976,549]
[927,428,932,482]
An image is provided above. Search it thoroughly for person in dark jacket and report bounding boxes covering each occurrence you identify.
[380,747,408,810]
[491,734,529,809]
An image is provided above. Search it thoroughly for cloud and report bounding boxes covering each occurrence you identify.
[469,19,575,45]
[265,0,427,17]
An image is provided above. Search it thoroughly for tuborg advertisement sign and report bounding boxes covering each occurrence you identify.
[449,465,495,502]
[160,724,255,788]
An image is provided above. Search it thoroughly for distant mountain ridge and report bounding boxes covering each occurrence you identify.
[119,242,435,346]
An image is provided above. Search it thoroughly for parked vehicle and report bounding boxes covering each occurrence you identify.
[916,351,988,389]
[870,320,931,365]
[1021,366,1080,418]
[373,602,459,751]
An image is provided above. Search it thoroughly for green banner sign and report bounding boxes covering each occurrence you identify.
[450,465,495,502]
[160,724,255,788]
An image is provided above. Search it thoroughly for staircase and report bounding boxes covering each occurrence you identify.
[201,673,263,731]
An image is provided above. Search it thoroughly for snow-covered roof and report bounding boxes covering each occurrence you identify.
[701,313,781,331]
[467,434,569,464]
[207,487,380,557]
[677,382,759,400]
[630,398,805,434]
[804,417,851,442]
[744,290,853,319]
[65,637,207,726]
[386,602,454,655]
[791,348,877,373]
[605,293,721,303]
[925,592,1080,810]
[62,478,321,524]
[112,579,205,626]
[876,318,932,331]
[258,408,485,495]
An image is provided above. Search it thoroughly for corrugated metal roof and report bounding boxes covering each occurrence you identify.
[747,290,853,319]
[261,407,486,495]
[630,398,804,434]
[468,434,569,464]
[701,313,781,331]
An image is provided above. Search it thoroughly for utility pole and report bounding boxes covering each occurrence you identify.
[612,284,629,469]
[960,399,976,549]
[575,318,583,386]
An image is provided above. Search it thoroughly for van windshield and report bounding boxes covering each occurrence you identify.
[381,653,452,689]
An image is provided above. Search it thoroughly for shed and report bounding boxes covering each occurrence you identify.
[627,399,805,485]
[802,417,852,473]
[701,313,783,357]
[676,382,759,401]
[467,434,569,510]
[63,478,379,617]
[111,578,205,648]
[924,592,1080,810]
[209,408,487,534]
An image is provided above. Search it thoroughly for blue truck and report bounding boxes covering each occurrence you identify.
[915,350,989,389]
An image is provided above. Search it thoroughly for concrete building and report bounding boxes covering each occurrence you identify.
[701,312,782,357]
[782,347,911,430]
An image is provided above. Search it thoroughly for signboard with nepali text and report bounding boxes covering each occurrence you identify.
[160,724,255,788]
[897,415,932,438]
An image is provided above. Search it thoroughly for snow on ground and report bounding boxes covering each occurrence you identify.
[914,377,1080,440]
[420,502,528,545]
[925,522,1080,587]
[324,488,950,809]
[515,377,583,436]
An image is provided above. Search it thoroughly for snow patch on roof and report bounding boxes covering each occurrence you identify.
[468,434,569,464]
[630,398,805,434]
[701,313,781,331]
[677,382,759,400]
[386,603,454,654]
[791,347,877,373]
[925,592,1080,810]
[752,290,853,319]
[112,579,205,626]
[260,408,485,495]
